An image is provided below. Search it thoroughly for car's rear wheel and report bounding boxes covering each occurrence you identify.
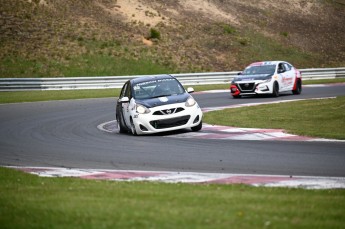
[130,118,138,136]
[191,121,202,132]
[292,80,302,95]
[272,82,279,97]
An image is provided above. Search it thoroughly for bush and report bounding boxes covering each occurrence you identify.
[280,31,289,37]
[222,24,236,34]
[149,28,161,40]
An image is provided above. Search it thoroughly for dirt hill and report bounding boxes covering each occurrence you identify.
[0,0,344,77]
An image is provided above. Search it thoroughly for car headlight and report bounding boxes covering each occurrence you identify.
[136,104,150,114]
[261,77,272,83]
[185,97,196,107]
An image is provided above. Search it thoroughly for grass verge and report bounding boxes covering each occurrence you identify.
[0,84,229,104]
[0,54,175,78]
[204,96,345,140]
[0,89,121,104]
[1,167,344,229]
[1,79,344,104]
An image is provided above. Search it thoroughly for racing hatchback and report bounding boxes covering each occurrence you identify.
[230,61,302,98]
[116,75,203,135]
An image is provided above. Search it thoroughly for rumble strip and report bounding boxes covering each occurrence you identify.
[7,166,345,190]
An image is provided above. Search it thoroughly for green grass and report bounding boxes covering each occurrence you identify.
[204,96,345,140]
[0,54,174,78]
[0,89,121,104]
[303,78,345,85]
[1,167,344,229]
[1,79,345,104]
[235,30,321,68]
[0,84,230,104]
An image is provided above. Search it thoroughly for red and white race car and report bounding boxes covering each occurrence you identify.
[230,61,302,98]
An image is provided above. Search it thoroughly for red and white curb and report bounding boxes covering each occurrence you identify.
[166,123,341,141]
[99,97,345,142]
[7,166,345,190]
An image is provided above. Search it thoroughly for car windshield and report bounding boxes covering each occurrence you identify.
[242,65,276,75]
[132,78,185,99]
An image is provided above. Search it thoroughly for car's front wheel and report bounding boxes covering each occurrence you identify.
[117,112,128,133]
[130,118,138,136]
[272,82,279,97]
[191,121,202,132]
[232,95,241,99]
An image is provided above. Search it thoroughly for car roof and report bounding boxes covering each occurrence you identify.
[248,61,289,67]
[130,74,174,84]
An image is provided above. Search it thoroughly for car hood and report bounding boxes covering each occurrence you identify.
[135,93,190,108]
[233,74,273,82]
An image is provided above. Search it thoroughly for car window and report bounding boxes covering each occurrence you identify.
[278,63,285,72]
[243,65,276,75]
[124,82,131,98]
[284,63,291,71]
[133,78,185,99]
[119,82,128,99]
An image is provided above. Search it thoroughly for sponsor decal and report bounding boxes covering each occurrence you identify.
[241,78,255,81]
[158,97,169,102]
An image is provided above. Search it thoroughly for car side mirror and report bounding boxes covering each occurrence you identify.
[278,69,285,73]
[187,87,194,93]
[237,72,242,75]
[119,97,129,103]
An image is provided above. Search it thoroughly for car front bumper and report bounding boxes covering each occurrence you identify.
[231,81,273,96]
[132,102,203,135]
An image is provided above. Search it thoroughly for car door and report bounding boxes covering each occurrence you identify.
[117,81,131,128]
[283,63,295,90]
[277,63,293,91]
[122,82,133,128]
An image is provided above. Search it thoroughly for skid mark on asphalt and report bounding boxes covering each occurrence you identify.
[7,166,345,189]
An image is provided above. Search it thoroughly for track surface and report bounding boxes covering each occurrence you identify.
[1,84,345,177]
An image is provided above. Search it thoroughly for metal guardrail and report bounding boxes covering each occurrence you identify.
[0,67,344,91]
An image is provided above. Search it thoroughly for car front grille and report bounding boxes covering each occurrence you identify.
[238,83,255,92]
[150,115,190,129]
[152,107,185,115]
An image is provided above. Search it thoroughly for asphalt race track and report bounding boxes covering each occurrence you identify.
[1,84,345,177]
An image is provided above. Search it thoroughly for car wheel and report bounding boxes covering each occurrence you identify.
[117,113,128,133]
[130,118,138,136]
[272,82,279,97]
[191,121,202,132]
[292,80,302,95]
[232,95,241,99]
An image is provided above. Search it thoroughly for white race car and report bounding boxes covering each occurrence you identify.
[230,61,302,98]
[116,75,203,135]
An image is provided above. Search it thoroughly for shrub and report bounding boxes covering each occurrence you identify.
[149,28,161,40]
[222,24,236,34]
[280,31,289,37]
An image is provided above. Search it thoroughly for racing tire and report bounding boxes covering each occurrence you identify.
[130,118,138,136]
[272,82,279,97]
[292,80,302,95]
[232,95,241,99]
[117,113,128,134]
[191,121,202,132]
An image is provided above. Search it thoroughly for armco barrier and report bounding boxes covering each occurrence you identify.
[0,67,344,91]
